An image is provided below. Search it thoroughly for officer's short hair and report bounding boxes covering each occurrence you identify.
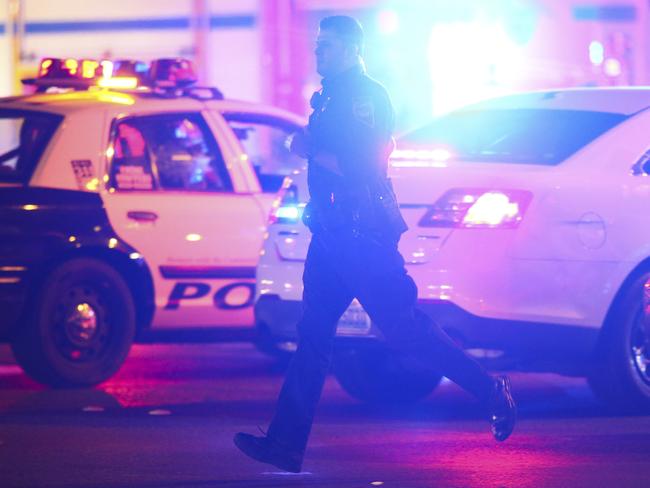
[320,15,364,52]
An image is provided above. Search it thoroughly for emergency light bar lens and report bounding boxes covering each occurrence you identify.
[101,60,114,78]
[98,77,139,89]
[64,58,78,75]
[150,58,197,87]
[81,59,100,79]
[39,59,54,77]
[390,147,453,168]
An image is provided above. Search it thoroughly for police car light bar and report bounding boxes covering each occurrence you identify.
[23,57,224,99]
[149,58,197,88]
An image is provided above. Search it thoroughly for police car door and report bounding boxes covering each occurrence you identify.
[102,111,265,329]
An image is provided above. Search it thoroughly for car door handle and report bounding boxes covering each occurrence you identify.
[127,211,158,222]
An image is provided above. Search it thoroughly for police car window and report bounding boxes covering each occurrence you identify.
[400,109,627,165]
[223,113,304,193]
[110,121,156,191]
[110,113,232,192]
[0,110,62,184]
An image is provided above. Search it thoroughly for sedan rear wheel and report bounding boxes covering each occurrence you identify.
[588,272,650,411]
[333,346,442,405]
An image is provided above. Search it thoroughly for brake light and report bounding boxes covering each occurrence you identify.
[269,180,304,225]
[390,147,453,168]
[419,189,532,228]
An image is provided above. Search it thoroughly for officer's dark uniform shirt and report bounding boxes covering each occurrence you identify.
[305,63,407,238]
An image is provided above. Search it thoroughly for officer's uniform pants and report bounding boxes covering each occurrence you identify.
[267,230,494,457]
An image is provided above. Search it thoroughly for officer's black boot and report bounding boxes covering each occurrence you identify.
[488,375,517,442]
[233,432,303,473]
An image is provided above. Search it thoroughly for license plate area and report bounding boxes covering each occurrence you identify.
[336,299,372,336]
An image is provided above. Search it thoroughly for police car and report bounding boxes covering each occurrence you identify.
[257,87,650,409]
[0,57,305,387]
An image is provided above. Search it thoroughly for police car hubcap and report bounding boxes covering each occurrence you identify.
[65,302,99,346]
[54,284,111,362]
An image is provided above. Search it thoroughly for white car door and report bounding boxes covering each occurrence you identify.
[102,110,266,328]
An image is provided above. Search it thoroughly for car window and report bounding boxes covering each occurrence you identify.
[223,112,304,193]
[0,110,62,184]
[109,120,156,191]
[109,113,232,192]
[400,109,628,165]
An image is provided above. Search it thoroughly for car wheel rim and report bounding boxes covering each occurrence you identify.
[65,302,98,346]
[632,278,650,387]
[52,284,112,363]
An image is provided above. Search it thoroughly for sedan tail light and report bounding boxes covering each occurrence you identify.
[269,180,304,225]
[419,189,532,228]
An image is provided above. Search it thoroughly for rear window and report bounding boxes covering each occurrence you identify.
[400,109,627,165]
[0,110,62,183]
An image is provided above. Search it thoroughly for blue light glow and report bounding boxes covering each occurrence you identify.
[589,41,604,66]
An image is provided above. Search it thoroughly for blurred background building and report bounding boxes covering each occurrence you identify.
[2,0,649,132]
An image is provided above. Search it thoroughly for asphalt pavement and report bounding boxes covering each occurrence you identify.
[1,343,650,487]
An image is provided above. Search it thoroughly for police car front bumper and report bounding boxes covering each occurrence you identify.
[0,267,28,340]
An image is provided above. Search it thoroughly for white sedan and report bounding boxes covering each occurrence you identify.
[256,87,650,409]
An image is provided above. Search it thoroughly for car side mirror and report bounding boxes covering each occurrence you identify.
[631,150,650,176]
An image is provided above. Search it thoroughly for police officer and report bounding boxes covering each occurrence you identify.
[234,15,516,473]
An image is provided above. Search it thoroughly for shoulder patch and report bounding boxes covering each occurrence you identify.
[352,97,375,128]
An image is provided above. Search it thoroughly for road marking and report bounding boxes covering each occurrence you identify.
[82,406,105,412]
[262,471,312,476]
[148,409,172,416]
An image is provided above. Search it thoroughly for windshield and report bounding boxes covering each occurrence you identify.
[400,109,627,165]
[0,110,63,183]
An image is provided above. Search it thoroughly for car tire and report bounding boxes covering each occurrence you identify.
[588,271,650,411]
[11,258,136,388]
[333,347,442,404]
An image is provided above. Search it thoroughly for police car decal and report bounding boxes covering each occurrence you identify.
[70,159,96,189]
[160,265,256,310]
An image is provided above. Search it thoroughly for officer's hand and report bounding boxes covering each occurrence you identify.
[289,129,311,159]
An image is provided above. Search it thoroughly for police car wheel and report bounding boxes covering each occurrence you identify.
[333,347,442,404]
[11,258,136,388]
[587,271,650,411]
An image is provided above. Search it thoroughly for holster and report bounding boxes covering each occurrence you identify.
[356,177,408,238]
